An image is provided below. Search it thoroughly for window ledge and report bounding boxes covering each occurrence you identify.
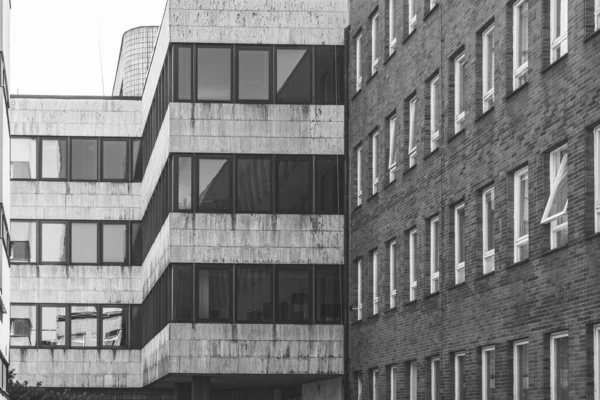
[584,29,600,43]
[505,82,529,101]
[367,192,379,202]
[542,54,568,74]
[404,300,417,306]
[448,282,466,291]
[384,179,396,191]
[367,71,379,84]
[384,50,397,65]
[367,313,381,321]
[352,204,363,213]
[448,129,465,143]
[424,147,439,161]
[423,4,439,21]
[403,30,416,44]
[351,319,364,326]
[585,231,600,241]
[475,271,495,281]
[404,165,417,175]
[384,306,397,313]
[507,258,530,269]
[351,88,362,101]
[540,244,569,258]
[476,107,495,123]
[424,291,440,299]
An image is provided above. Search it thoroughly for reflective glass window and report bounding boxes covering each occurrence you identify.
[102,224,127,264]
[276,267,310,323]
[177,157,192,210]
[197,266,231,321]
[336,46,346,104]
[131,139,143,182]
[316,266,342,323]
[10,138,37,179]
[236,266,272,322]
[198,157,232,212]
[71,222,98,264]
[10,305,37,346]
[173,265,193,322]
[71,139,98,180]
[276,156,312,213]
[70,305,98,347]
[41,138,67,179]
[41,222,67,263]
[315,47,336,104]
[316,156,342,214]
[237,157,272,213]
[130,222,143,265]
[10,221,37,263]
[102,306,127,347]
[197,47,232,101]
[276,48,311,103]
[102,140,128,180]
[238,49,270,101]
[40,306,66,346]
[176,46,193,101]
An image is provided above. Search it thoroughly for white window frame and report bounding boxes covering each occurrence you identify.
[430,217,440,294]
[513,0,529,89]
[455,353,465,400]
[514,167,529,262]
[596,0,600,31]
[482,25,495,112]
[371,13,379,75]
[390,366,397,400]
[389,116,397,182]
[408,0,417,34]
[431,357,440,400]
[550,0,568,63]
[372,132,379,194]
[514,340,530,400]
[409,98,417,167]
[357,259,363,320]
[430,76,440,150]
[454,55,466,133]
[550,331,569,400]
[595,127,600,232]
[357,146,363,206]
[409,229,417,301]
[372,369,379,400]
[389,241,397,308]
[409,361,417,400]
[356,34,363,91]
[482,346,495,400]
[430,0,439,10]
[454,204,465,285]
[594,325,600,400]
[358,372,363,400]
[389,0,397,54]
[541,146,568,249]
[372,250,379,315]
[482,188,495,274]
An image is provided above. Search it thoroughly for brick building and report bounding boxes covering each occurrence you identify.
[348,1,600,400]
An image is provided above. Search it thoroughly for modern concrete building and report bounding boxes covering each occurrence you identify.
[8,0,347,399]
[348,1,600,400]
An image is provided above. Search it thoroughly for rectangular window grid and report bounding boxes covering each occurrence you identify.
[542,146,568,249]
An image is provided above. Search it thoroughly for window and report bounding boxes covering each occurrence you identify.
[482,25,495,112]
[514,341,530,400]
[238,48,271,101]
[595,326,600,400]
[130,222,142,266]
[71,222,98,264]
[10,305,37,346]
[596,0,600,31]
[198,157,232,213]
[41,222,67,263]
[371,13,379,75]
[237,156,272,213]
[514,168,529,262]
[316,156,343,215]
[409,229,417,301]
[550,0,568,63]
[409,361,417,400]
[102,223,127,264]
[454,205,466,284]
[357,372,364,400]
[596,128,600,232]
[315,47,336,104]
[315,266,342,323]
[236,265,273,322]
[71,305,98,347]
[455,353,465,400]
[389,366,397,400]
[357,259,363,320]
[102,306,127,347]
[388,115,397,182]
[40,306,66,346]
[430,217,440,293]
[277,267,310,323]
[482,188,495,273]
[11,137,37,179]
[389,0,396,53]
[176,46,193,101]
[197,265,231,322]
[372,251,379,315]
[276,156,312,214]
[542,146,568,249]
[176,156,192,210]
[197,46,232,101]
[372,369,379,400]
[431,357,440,400]
[408,0,416,33]
[71,138,98,181]
[389,241,397,308]
[357,147,363,206]
[409,98,417,166]
[41,138,68,179]
[372,132,379,194]
[430,0,439,9]
[551,332,569,400]
[173,264,194,322]
[356,34,363,91]
[454,55,466,133]
[431,76,440,150]
[10,221,37,263]
[102,139,128,181]
[482,347,495,400]
[131,138,143,182]
[276,48,311,104]
[513,0,529,89]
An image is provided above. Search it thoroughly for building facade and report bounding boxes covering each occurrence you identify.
[8,0,348,399]
[348,1,600,400]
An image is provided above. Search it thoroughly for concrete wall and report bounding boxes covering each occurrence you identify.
[302,377,343,400]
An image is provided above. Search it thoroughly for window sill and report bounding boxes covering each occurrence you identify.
[384,306,397,313]
[367,71,379,84]
[367,313,381,321]
[505,82,529,101]
[423,4,439,21]
[585,231,600,241]
[424,147,439,161]
[403,30,416,44]
[384,50,397,65]
[424,291,440,299]
[367,192,379,202]
[351,88,362,101]
[404,165,417,175]
[540,244,569,258]
[404,300,417,306]
[352,204,363,213]
[507,258,530,269]
[384,179,396,191]
[448,282,466,291]
[542,54,568,74]
[584,29,600,43]
[476,107,495,123]
[475,271,495,281]
[448,129,465,143]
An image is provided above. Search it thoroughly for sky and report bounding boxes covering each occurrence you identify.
[10,0,166,96]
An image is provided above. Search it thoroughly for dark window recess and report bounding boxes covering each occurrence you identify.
[336,46,346,104]
[238,49,270,101]
[237,157,272,213]
[71,139,98,180]
[40,306,66,346]
[236,266,273,322]
[176,46,193,101]
[130,222,143,265]
[315,156,344,215]
[41,222,67,263]
[315,47,337,105]
[10,304,37,346]
[276,156,312,213]
[41,138,68,179]
[173,265,193,322]
[102,224,127,264]
[131,139,143,182]
[276,48,311,104]
[71,222,98,264]
[102,140,128,180]
[315,266,342,323]
[70,305,98,347]
[197,266,231,321]
[277,267,310,323]
[177,156,193,210]
[198,157,232,212]
[130,305,142,349]
[197,47,232,101]
[10,221,37,263]
[102,306,128,347]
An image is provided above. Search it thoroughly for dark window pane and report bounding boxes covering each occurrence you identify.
[276,48,311,104]
[71,139,98,180]
[40,306,66,346]
[315,47,336,105]
[41,222,67,263]
[41,139,67,179]
[316,266,342,323]
[277,156,312,213]
[277,267,310,323]
[173,265,193,322]
[10,221,37,263]
[71,305,98,347]
[336,46,346,104]
[102,224,127,263]
[10,305,37,346]
[315,156,341,214]
[102,306,127,347]
[197,266,231,321]
[238,49,270,101]
[132,139,143,182]
[178,157,192,210]
[198,158,232,212]
[11,138,37,179]
[130,305,142,349]
[237,157,272,213]
[197,47,231,101]
[102,140,128,180]
[131,222,142,265]
[71,222,98,264]
[176,46,192,101]
[236,266,272,322]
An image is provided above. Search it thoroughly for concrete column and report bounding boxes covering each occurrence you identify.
[191,376,210,400]
[174,383,191,400]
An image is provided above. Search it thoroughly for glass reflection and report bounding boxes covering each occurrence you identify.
[198,158,231,212]
[41,139,67,179]
[276,49,311,103]
[102,307,126,347]
[10,305,37,346]
[41,306,66,346]
[41,223,67,263]
[70,306,98,347]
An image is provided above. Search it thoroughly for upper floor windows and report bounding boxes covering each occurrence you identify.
[482,25,495,112]
[409,98,418,166]
[430,217,440,293]
[356,34,363,92]
[408,0,417,34]
[389,241,397,308]
[372,250,380,315]
[197,47,232,101]
[482,188,495,273]
[430,76,440,151]
[541,146,568,249]
[514,167,529,262]
[409,229,417,301]
[454,55,466,133]
[357,259,364,321]
[550,0,568,63]
[596,0,600,31]
[357,146,363,206]
[371,12,380,75]
[550,332,569,400]
[595,127,600,232]
[454,204,466,284]
[482,347,496,400]
[372,132,380,194]
[389,0,397,54]
[514,341,530,400]
[513,0,529,89]
[388,115,398,182]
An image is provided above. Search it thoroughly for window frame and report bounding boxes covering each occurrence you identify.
[454,204,466,285]
[514,340,530,400]
[513,0,529,90]
[389,0,397,54]
[357,259,363,321]
[482,346,495,400]
[39,220,69,265]
[196,264,234,323]
[455,352,465,400]
[371,12,379,75]
[430,76,440,150]
[40,137,68,181]
[482,25,495,112]
[100,138,129,182]
[195,44,234,103]
[594,325,600,400]
[9,219,37,264]
[409,229,417,301]
[390,365,397,400]
[409,97,417,166]
[196,154,234,214]
[275,154,313,214]
[431,357,440,400]
[236,45,273,104]
[9,303,38,348]
[357,146,363,206]
[69,304,100,349]
[454,54,466,133]
[409,361,417,400]
[174,44,194,102]
[595,127,600,233]
[389,241,397,309]
[372,250,379,315]
[356,33,363,92]
[372,368,379,400]
[514,167,529,262]
[100,304,129,348]
[430,217,440,294]
[275,265,312,324]
[482,187,495,274]
[550,331,569,400]
[10,136,38,181]
[388,115,398,182]
[541,146,568,249]
[70,137,100,182]
[408,0,417,34]
[274,45,313,105]
[39,304,69,348]
[100,221,129,266]
[372,131,379,195]
[70,221,99,266]
[550,0,568,63]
